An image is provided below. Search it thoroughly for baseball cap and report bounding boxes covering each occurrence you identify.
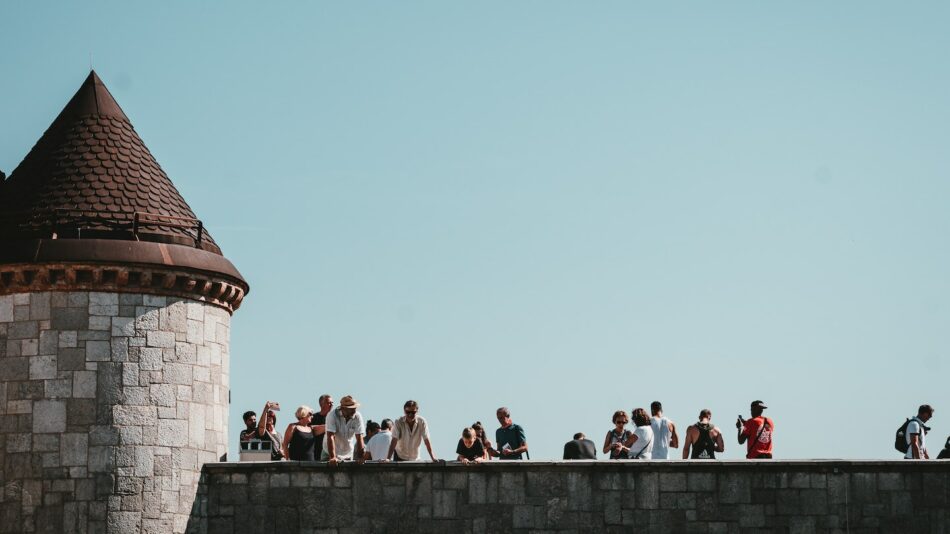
[751,400,768,410]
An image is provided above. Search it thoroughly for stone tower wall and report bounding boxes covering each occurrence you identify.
[0,291,231,534]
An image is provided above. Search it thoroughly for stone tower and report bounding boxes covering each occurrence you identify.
[0,72,248,533]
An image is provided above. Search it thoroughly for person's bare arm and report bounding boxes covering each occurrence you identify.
[354,435,366,464]
[713,428,726,452]
[603,432,614,455]
[326,432,337,465]
[737,420,747,444]
[281,424,294,459]
[669,421,679,449]
[682,426,695,459]
[424,438,437,461]
[386,437,398,461]
[311,424,326,436]
[910,434,922,459]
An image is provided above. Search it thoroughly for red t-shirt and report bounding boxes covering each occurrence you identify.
[741,417,774,459]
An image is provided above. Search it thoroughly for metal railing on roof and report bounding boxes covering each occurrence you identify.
[0,208,205,248]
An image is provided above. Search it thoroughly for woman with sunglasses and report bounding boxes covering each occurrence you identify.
[603,410,633,459]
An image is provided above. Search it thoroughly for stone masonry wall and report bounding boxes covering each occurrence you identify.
[189,461,949,533]
[0,291,231,534]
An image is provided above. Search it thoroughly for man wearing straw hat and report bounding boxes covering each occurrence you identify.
[324,395,367,465]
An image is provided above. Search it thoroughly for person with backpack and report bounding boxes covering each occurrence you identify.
[737,400,774,459]
[901,404,934,459]
[682,409,725,459]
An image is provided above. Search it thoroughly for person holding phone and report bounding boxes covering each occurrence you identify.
[257,401,283,461]
[737,400,774,459]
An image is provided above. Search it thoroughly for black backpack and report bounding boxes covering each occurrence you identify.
[895,417,931,454]
[895,419,912,453]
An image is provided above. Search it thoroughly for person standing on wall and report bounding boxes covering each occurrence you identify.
[325,395,367,465]
[490,407,528,460]
[650,401,679,460]
[387,400,438,462]
[737,400,774,459]
[311,394,333,460]
[682,409,724,459]
[905,404,935,460]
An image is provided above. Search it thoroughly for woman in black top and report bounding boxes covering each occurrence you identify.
[938,436,950,460]
[282,405,316,461]
[456,427,485,463]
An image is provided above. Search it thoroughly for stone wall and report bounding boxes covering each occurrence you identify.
[188,461,949,533]
[0,291,231,533]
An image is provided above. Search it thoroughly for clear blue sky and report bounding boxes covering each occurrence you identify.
[2,2,948,460]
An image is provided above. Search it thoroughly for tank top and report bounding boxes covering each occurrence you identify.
[289,427,316,461]
[607,429,632,459]
[691,423,716,459]
[650,417,672,459]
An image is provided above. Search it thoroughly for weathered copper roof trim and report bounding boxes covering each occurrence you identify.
[0,239,247,313]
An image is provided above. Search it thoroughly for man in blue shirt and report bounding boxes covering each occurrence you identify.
[490,407,528,460]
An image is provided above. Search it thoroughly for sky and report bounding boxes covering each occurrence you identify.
[2,2,948,461]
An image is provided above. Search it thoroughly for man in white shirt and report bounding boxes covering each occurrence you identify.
[324,395,366,465]
[387,400,438,462]
[906,404,934,459]
[650,401,679,460]
[365,419,394,461]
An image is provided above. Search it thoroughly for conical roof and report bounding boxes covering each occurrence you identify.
[0,71,220,254]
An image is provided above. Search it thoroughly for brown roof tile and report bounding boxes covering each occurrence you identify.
[0,71,220,254]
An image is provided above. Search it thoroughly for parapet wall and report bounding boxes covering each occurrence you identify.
[187,460,949,533]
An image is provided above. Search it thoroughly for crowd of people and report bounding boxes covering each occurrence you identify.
[239,397,948,462]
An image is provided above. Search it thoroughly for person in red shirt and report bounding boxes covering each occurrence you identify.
[737,400,774,459]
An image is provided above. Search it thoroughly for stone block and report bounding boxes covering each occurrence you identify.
[0,357,28,380]
[21,338,38,356]
[687,472,716,492]
[39,330,58,355]
[88,446,115,472]
[111,339,129,362]
[718,473,751,504]
[158,419,188,447]
[33,400,67,433]
[107,510,141,533]
[163,363,192,385]
[8,321,39,339]
[29,355,57,380]
[0,296,13,323]
[111,316,136,337]
[67,292,89,307]
[140,348,164,370]
[59,331,78,348]
[72,371,97,398]
[86,341,112,362]
[61,433,89,466]
[636,472,660,509]
[113,405,155,426]
[89,315,112,331]
[29,293,51,320]
[45,377,73,397]
[660,473,687,492]
[144,295,167,307]
[147,331,176,348]
[13,293,29,305]
[52,308,88,330]
[149,384,176,407]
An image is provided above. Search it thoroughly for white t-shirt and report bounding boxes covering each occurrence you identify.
[366,430,393,461]
[392,416,430,461]
[630,425,654,459]
[905,418,927,459]
[324,409,365,459]
[650,416,673,460]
